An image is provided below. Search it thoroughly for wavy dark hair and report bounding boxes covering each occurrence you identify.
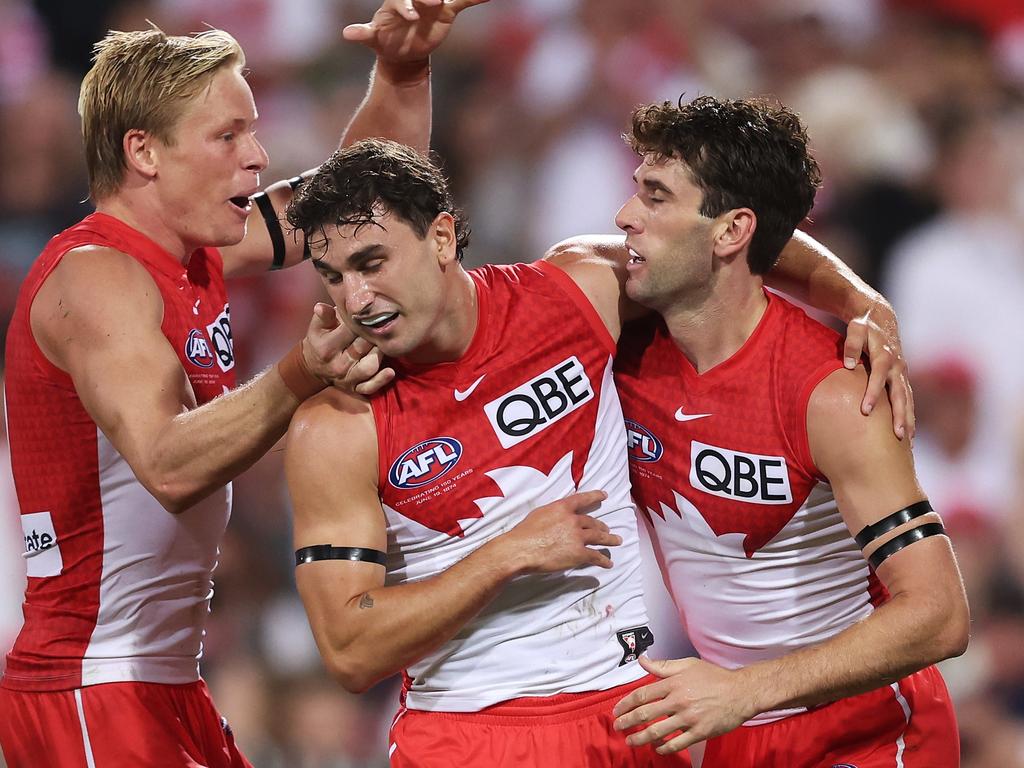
[286,138,470,261]
[626,95,821,274]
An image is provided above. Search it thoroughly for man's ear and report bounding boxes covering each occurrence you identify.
[432,212,458,265]
[713,208,756,261]
[123,129,159,181]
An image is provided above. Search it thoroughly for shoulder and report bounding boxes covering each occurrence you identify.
[33,245,163,342]
[543,234,628,273]
[288,388,377,463]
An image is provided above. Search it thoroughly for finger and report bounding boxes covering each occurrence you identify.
[626,713,689,747]
[587,548,613,569]
[353,367,396,396]
[584,529,622,548]
[886,371,909,441]
[861,355,889,417]
[568,490,608,512]
[903,380,916,440]
[638,655,690,679]
[656,730,700,755]
[392,0,420,20]
[616,698,678,732]
[342,346,384,384]
[342,23,376,43]
[447,0,491,11]
[843,318,866,370]
[312,301,342,330]
[613,680,667,718]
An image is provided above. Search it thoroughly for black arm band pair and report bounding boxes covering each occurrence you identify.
[295,545,387,567]
[854,500,946,569]
[254,182,312,272]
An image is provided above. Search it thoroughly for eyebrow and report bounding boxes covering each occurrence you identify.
[640,177,674,197]
[311,243,386,274]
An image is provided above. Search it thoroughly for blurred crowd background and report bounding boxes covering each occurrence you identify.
[1,0,1023,765]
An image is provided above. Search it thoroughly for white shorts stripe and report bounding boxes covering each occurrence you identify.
[890,681,912,768]
[73,689,98,768]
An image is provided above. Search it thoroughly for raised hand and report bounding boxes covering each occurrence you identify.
[301,302,396,395]
[343,0,490,65]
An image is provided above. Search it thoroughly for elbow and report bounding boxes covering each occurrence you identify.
[938,601,971,661]
[148,473,210,515]
[322,652,378,695]
[926,594,971,663]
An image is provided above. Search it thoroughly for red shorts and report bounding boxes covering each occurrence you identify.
[389,675,692,767]
[702,666,958,768]
[0,679,252,768]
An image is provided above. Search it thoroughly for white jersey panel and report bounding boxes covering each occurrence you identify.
[645,481,872,723]
[386,361,649,712]
[82,429,231,686]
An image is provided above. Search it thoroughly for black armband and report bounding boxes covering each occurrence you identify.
[253,191,287,271]
[867,522,946,570]
[854,500,933,549]
[295,545,387,567]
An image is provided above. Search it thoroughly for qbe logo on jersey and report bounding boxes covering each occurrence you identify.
[389,437,463,490]
[689,440,792,504]
[484,356,593,448]
[206,304,234,373]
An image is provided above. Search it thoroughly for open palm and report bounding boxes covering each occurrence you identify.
[344,0,490,62]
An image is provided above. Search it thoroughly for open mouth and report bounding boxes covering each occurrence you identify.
[229,196,252,214]
[627,248,646,266]
[356,312,399,330]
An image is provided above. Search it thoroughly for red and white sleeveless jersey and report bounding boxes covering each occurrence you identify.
[373,261,651,713]
[614,292,876,722]
[3,212,237,691]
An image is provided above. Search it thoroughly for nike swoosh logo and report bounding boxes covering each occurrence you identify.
[454,374,487,402]
[674,407,712,422]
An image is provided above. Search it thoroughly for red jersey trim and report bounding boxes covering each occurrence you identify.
[535,261,616,356]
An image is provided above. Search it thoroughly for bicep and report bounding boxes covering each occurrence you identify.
[31,249,197,469]
[808,368,958,594]
[286,395,387,620]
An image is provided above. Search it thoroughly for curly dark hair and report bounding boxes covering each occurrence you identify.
[626,95,821,274]
[286,138,470,261]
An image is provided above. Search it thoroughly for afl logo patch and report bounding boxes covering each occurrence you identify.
[185,329,215,368]
[389,437,463,490]
[625,419,663,463]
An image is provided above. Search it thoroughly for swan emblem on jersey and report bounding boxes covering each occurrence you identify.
[625,419,663,463]
[389,437,464,490]
[184,329,215,368]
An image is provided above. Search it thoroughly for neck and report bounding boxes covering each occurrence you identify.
[96,192,191,264]
[661,271,768,374]
[403,266,479,366]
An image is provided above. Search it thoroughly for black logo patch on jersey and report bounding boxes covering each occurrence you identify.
[689,440,792,505]
[484,356,593,448]
[616,625,654,666]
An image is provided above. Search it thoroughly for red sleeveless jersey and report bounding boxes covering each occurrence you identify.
[3,212,236,691]
[372,261,651,712]
[614,291,878,723]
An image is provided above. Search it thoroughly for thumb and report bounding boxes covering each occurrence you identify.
[843,317,867,370]
[312,302,341,330]
[342,23,376,43]
[639,654,683,678]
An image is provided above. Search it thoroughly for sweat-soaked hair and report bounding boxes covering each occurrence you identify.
[286,138,470,261]
[626,95,821,274]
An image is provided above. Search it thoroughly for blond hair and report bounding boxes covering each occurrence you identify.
[78,26,245,200]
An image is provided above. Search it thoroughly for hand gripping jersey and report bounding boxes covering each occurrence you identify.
[3,212,237,691]
[374,261,651,712]
[614,291,878,723]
